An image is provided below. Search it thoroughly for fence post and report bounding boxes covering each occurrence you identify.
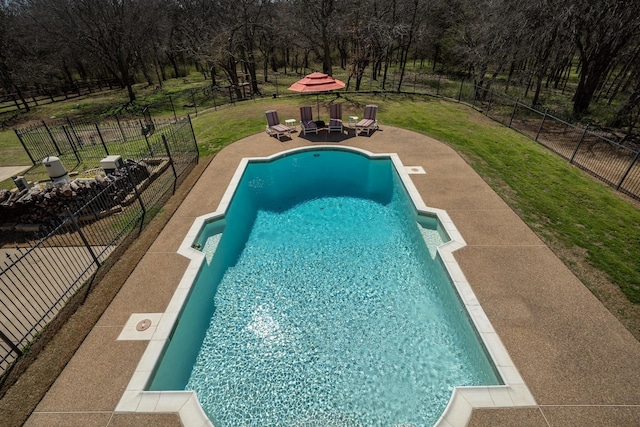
[458,79,464,101]
[13,129,37,165]
[275,72,279,97]
[139,119,154,155]
[115,115,127,142]
[485,89,493,115]
[61,125,81,164]
[570,123,590,164]
[169,95,177,122]
[94,123,109,156]
[509,97,519,128]
[192,92,198,117]
[124,162,147,234]
[188,115,200,163]
[0,329,23,359]
[616,149,640,191]
[535,108,548,141]
[436,74,441,96]
[162,134,178,194]
[42,120,62,155]
[66,117,83,148]
[66,207,101,268]
[12,94,21,110]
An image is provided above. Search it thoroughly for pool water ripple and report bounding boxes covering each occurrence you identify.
[185,196,497,427]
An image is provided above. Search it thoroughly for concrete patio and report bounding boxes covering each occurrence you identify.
[24,126,640,426]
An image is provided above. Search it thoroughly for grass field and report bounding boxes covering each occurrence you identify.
[1,91,639,338]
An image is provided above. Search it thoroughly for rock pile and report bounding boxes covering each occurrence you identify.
[0,160,151,229]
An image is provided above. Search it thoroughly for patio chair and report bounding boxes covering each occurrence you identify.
[300,106,319,135]
[265,110,292,141]
[328,103,343,133]
[355,104,379,135]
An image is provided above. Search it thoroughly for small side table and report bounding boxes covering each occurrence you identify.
[285,119,296,130]
[348,116,358,128]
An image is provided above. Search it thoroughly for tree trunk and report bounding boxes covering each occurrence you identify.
[14,84,30,112]
[167,52,180,78]
[322,29,332,75]
[210,65,217,87]
[126,79,136,102]
[532,73,544,107]
[140,59,154,86]
[573,57,610,116]
[613,76,640,127]
[157,52,167,81]
[505,61,515,93]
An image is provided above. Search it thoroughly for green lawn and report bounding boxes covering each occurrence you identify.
[382,96,640,303]
[189,94,640,311]
[2,92,639,323]
[0,131,31,167]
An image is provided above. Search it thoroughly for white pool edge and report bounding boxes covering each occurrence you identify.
[116,145,536,427]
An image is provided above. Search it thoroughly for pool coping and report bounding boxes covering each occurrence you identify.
[115,145,536,426]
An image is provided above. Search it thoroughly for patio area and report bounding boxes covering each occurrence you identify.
[24,126,640,426]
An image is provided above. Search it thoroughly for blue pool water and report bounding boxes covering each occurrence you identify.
[149,149,500,427]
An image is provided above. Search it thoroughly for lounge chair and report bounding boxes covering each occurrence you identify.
[300,106,319,135]
[265,110,292,141]
[328,103,343,133]
[355,104,379,135]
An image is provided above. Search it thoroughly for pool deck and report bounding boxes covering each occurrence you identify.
[25,126,640,426]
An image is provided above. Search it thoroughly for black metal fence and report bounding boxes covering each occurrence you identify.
[1,117,198,379]
[463,86,640,200]
[342,70,640,201]
[14,112,157,167]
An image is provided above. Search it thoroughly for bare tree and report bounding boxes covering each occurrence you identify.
[172,0,273,98]
[0,1,54,111]
[333,0,396,91]
[517,1,573,107]
[292,0,336,75]
[25,0,163,102]
[394,0,430,91]
[455,0,512,92]
[0,4,26,109]
[415,0,464,72]
[569,0,640,117]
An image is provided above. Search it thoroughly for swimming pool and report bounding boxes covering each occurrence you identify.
[117,146,535,426]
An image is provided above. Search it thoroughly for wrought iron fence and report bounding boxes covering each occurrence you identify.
[15,113,159,168]
[460,85,640,201]
[1,117,198,379]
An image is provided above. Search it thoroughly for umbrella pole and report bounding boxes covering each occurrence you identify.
[316,93,320,120]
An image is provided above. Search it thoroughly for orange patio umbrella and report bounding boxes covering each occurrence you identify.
[288,72,346,119]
